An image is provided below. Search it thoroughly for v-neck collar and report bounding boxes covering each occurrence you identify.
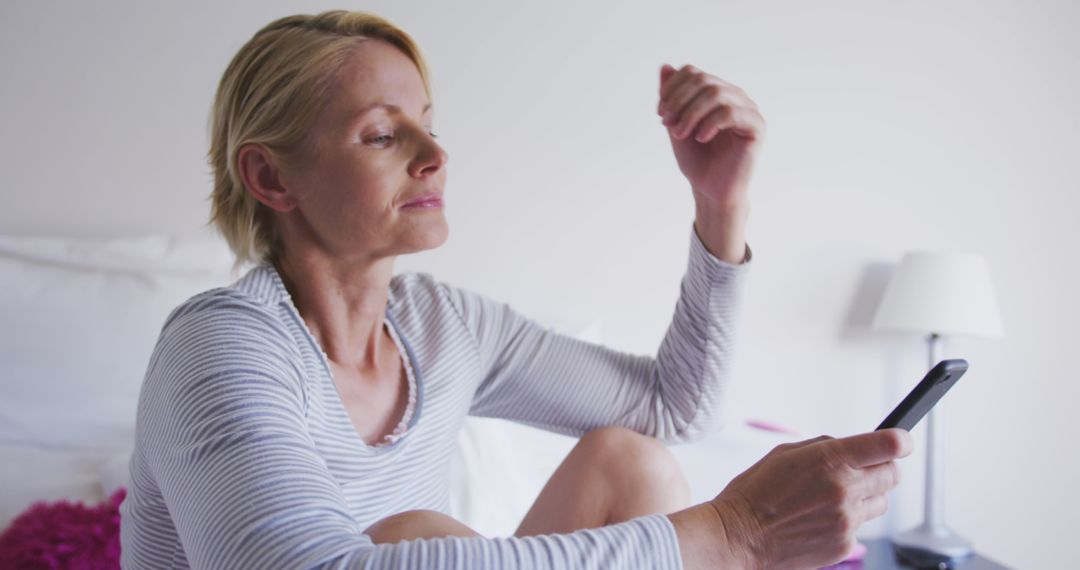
[240,264,425,451]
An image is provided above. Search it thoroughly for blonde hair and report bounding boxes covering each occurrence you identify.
[207,10,433,266]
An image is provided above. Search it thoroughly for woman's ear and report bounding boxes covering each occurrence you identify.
[236,143,299,213]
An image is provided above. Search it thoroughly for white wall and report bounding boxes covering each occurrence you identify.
[3,0,1077,566]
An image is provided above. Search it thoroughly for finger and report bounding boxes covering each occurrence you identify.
[661,68,754,118]
[671,86,757,142]
[727,106,767,140]
[690,106,733,142]
[659,63,677,87]
[794,434,833,447]
[664,82,760,138]
[854,493,890,523]
[659,64,702,112]
[850,461,901,500]
[667,85,727,139]
[760,434,831,462]
[659,63,695,99]
[690,105,767,142]
[838,429,914,468]
[661,68,707,120]
[779,434,833,451]
[657,64,677,114]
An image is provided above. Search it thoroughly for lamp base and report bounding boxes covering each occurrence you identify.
[892,525,973,568]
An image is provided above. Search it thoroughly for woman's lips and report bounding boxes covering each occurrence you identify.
[401,198,443,209]
[401,193,444,209]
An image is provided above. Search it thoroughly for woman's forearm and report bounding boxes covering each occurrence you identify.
[693,198,750,265]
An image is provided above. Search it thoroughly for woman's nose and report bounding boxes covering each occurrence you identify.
[412,132,448,177]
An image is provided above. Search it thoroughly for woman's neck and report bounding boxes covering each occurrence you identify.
[273,249,396,372]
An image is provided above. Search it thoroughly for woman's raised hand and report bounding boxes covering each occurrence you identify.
[658,64,765,211]
[670,429,913,569]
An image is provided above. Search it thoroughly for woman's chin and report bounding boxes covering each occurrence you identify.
[406,222,449,252]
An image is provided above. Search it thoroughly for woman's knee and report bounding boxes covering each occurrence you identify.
[577,426,690,498]
[363,510,481,544]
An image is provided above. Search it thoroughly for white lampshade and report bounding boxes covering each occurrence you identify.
[873,251,1005,338]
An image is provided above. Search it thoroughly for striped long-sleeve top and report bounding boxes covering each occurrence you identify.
[119,226,750,569]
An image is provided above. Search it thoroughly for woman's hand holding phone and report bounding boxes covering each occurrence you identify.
[673,361,974,569]
[676,429,912,570]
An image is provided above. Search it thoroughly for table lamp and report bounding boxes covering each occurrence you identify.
[872,251,1004,562]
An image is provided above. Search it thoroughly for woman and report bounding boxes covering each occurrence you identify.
[120,10,911,569]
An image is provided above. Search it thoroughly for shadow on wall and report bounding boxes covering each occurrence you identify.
[839,261,892,342]
[838,259,921,405]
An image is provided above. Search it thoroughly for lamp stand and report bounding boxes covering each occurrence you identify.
[891,333,973,562]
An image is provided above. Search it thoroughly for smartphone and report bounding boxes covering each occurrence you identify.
[876,359,969,431]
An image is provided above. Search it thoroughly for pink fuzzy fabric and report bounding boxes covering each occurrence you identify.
[0,487,125,570]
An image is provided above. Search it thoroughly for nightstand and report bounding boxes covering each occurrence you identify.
[846,538,1012,569]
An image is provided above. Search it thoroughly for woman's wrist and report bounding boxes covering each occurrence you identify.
[668,502,756,570]
[693,199,750,264]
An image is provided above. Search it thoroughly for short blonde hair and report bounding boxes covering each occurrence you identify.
[208,10,433,266]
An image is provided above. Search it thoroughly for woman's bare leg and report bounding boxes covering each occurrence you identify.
[363,427,690,543]
[514,426,692,537]
[364,509,482,544]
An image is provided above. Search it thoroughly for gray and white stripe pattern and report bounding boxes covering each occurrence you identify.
[119,226,749,569]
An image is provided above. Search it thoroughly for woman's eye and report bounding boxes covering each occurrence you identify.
[366,130,437,145]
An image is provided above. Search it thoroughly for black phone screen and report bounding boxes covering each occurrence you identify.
[876,359,969,432]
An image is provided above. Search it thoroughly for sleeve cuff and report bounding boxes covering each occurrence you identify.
[689,224,753,270]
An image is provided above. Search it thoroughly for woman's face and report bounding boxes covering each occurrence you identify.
[279,39,449,262]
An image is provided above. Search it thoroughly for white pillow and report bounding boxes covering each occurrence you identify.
[668,420,800,505]
[448,416,578,537]
[0,234,234,450]
[98,448,134,498]
[0,443,108,531]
